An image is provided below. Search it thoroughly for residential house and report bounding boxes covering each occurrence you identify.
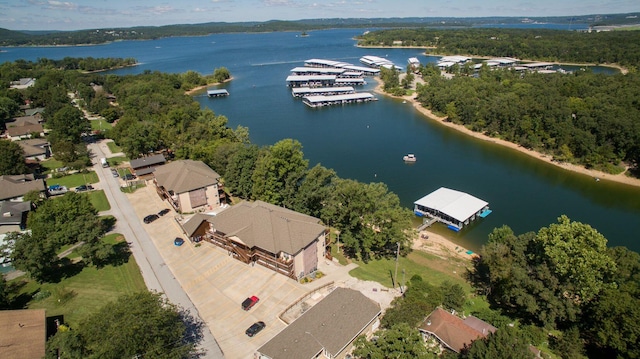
[130,153,166,177]
[181,200,327,280]
[257,287,381,359]
[419,307,497,353]
[17,138,51,161]
[0,309,46,359]
[9,78,36,89]
[5,116,44,141]
[0,201,32,234]
[153,160,223,212]
[24,107,45,117]
[0,174,47,201]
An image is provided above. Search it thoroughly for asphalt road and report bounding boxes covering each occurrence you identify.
[89,141,225,359]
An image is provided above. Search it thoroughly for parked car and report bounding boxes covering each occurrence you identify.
[48,184,68,196]
[242,296,260,311]
[143,214,159,224]
[122,174,136,181]
[158,208,171,216]
[174,237,185,246]
[245,321,266,337]
[111,169,119,177]
[75,184,94,192]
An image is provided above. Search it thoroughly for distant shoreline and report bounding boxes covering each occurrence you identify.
[372,78,640,188]
[185,77,233,95]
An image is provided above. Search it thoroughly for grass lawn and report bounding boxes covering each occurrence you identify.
[12,233,146,326]
[47,171,99,188]
[40,159,64,174]
[107,156,129,166]
[349,250,472,291]
[86,190,110,211]
[90,119,111,131]
[107,141,123,154]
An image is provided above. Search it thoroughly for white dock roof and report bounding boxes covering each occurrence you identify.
[286,75,336,82]
[292,86,355,95]
[303,92,375,103]
[414,187,488,223]
[290,67,345,75]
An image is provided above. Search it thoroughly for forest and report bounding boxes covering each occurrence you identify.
[357,28,640,69]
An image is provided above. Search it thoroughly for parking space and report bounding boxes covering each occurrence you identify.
[126,184,309,358]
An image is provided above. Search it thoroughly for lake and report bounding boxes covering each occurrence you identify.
[1,28,638,253]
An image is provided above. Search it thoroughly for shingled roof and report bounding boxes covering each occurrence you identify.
[258,287,381,359]
[0,309,46,359]
[153,160,220,194]
[419,308,496,353]
[208,200,325,255]
[0,175,46,201]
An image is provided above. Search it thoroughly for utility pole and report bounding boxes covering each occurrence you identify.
[394,242,399,290]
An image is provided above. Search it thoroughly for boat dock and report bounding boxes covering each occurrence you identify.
[207,89,229,97]
[303,58,380,76]
[286,75,366,88]
[302,93,377,108]
[292,86,355,98]
[413,187,490,231]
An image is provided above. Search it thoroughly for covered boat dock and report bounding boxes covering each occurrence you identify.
[302,93,377,108]
[414,187,491,231]
[292,86,355,98]
[207,89,229,97]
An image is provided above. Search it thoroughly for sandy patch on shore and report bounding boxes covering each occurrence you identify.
[184,77,233,95]
[373,79,640,188]
[412,230,477,261]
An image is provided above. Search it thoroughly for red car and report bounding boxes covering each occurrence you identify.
[242,296,259,311]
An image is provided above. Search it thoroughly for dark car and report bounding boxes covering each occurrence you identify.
[111,169,119,177]
[174,237,185,246]
[245,321,266,337]
[122,174,136,181]
[242,296,259,311]
[143,214,159,224]
[158,208,171,216]
[75,184,94,192]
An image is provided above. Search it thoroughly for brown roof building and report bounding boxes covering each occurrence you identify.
[419,308,497,353]
[0,174,46,201]
[182,200,327,280]
[130,153,166,176]
[257,287,381,359]
[153,160,222,212]
[0,309,46,359]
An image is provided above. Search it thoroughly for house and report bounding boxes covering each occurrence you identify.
[153,160,223,212]
[0,309,46,359]
[5,118,45,141]
[257,287,381,359]
[24,107,45,117]
[419,308,497,353]
[9,78,36,89]
[0,174,46,201]
[0,201,32,234]
[181,200,327,280]
[17,138,51,161]
[130,153,166,177]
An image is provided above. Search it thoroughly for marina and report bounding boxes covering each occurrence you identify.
[291,86,355,98]
[360,55,403,70]
[301,93,377,108]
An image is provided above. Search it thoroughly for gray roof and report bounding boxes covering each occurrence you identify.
[258,288,381,359]
[0,201,31,226]
[24,107,45,116]
[153,160,220,194]
[182,213,215,238]
[129,154,166,169]
[208,200,325,255]
[0,175,46,201]
[17,139,49,157]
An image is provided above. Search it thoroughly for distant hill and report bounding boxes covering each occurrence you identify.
[1,13,638,47]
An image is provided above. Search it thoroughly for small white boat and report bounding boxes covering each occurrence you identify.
[403,154,416,162]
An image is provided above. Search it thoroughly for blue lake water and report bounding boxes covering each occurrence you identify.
[1,28,638,252]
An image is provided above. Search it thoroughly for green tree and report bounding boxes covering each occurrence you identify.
[212,67,231,83]
[0,274,9,309]
[0,139,28,175]
[9,231,58,283]
[460,326,535,359]
[290,164,337,218]
[353,322,434,359]
[252,139,308,206]
[48,105,89,144]
[46,291,198,359]
[224,144,260,199]
[441,281,466,312]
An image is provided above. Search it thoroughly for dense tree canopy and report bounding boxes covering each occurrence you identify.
[353,322,435,359]
[46,291,198,359]
[0,139,28,175]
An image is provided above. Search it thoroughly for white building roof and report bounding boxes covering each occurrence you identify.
[414,187,488,223]
[290,67,345,75]
[439,55,470,63]
[286,75,336,82]
[303,92,375,104]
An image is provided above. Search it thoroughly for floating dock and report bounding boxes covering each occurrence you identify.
[302,93,377,108]
[414,187,490,231]
[207,89,229,97]
[292,86,355,98]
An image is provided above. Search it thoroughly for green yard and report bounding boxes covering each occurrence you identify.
[86,190,110,212]
[12,233,146,326]
[90,118,111,131]
[107,155,129,166]
[46,171,99,188]
[107,141,123,154]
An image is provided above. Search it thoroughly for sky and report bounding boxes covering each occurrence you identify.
[0,0,638,31]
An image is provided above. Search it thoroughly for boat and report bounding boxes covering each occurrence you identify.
[403,154,416,162]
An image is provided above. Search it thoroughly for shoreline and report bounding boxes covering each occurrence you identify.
[184,77,233,95]
[372,79,640,188]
